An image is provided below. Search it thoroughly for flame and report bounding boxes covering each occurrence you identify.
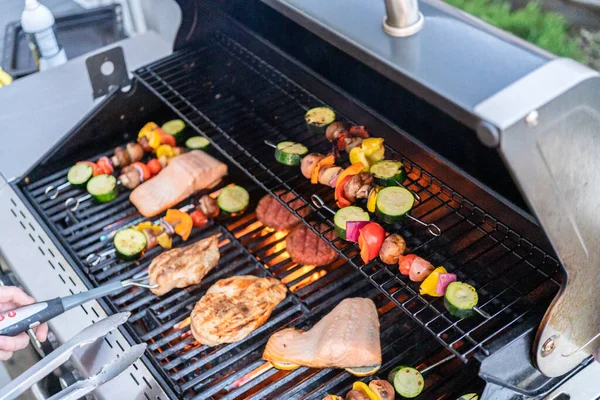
[174,317,191,330]
[229,362,274,389]
[235,221,264,239]
[290,270,327,292]
[281,265,316,284]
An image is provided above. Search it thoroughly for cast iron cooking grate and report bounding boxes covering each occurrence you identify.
[22,174,481,398]
[134,31,561,362]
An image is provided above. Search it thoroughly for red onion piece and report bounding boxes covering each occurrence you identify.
[346,221,370,243]
[409,256,434,282]
[436,273,457,296]
[329,172,340,188]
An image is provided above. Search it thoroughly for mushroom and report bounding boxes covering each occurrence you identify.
[368,380,395,400]
[301,153,326,179]
[199,195,219,219]
[379,233,407,264]
[345,390,370,400]
[343,136,363,152]
[126,142,144,163]
[344,173,374,202]
[142,228,158,250]
[325,121,348,142]
[119,166,140,189]
[112,146,130,168]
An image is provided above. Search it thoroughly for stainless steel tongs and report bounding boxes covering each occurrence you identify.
[0,277,156,337]
[0,312,145,400]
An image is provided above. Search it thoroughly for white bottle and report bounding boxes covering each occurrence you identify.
[21,0,67,71]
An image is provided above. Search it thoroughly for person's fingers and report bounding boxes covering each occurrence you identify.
[0,333,30,352]
[0,302,18,312]
[0,351,13,361]
[0,287,34,306]
[34,322,48,342]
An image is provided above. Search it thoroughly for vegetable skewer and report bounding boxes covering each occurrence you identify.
[388,354,455,398]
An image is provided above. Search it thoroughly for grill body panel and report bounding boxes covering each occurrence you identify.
[11,15,571,400]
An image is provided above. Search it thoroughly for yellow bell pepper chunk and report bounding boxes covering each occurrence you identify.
[148,130,162,150]
[352,382,379,400]
[156,144,175,159]
[366,146,385,165]
[361,138,384,156]
[420,266,447,297]
[138,122,159,139]
[367,186,382,213]
[349,147,370,172]
[135,221,153,232]
[156,232,172,249]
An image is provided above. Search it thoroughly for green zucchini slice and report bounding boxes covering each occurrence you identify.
[393,366,425,398]
[444,282,479,318]
[162,119,186,143]
[114,228,147,260]
[305,107,336,135]
[218,185,249,213]
[87,174,118,203]
[457,394,479,400]
[67,164,93,187]
[370,160,405,186]
[375,186,414,224]
[333,206,369,240]
[274,141,309,166]
[186,136,210,150]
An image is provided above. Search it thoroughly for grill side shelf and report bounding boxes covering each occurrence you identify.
[133,31,561,363]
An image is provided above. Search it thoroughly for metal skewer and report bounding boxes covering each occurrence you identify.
[65,193,93,211]
[45,182,72,199]
[419,354,455,374]
[264,140,277,149]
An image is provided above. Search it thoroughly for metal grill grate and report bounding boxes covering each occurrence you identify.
[134,32,561,362]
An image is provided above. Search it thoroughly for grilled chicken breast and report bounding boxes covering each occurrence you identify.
[190,276,287,346]
[149,234,220,296]
[130,150,227,218]
[263,298,381,368]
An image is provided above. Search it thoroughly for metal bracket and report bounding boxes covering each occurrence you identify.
[85,46,130,99]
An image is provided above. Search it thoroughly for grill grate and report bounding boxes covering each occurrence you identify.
[18,30,561,399]
[134,32,561,362]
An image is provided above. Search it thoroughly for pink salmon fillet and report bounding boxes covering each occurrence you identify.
[130,150,227,218]
[263,298,381,368]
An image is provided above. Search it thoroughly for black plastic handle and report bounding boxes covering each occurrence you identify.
[0,298,64,337]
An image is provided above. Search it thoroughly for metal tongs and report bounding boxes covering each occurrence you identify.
[0,313,145,400]
[0,277,156,337]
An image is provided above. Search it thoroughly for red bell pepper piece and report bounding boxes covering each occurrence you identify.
[358,222,385,264]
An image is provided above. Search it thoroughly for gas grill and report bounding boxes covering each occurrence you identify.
[2,0,600,398]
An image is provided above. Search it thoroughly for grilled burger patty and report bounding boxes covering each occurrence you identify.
[285,224,338,266]
[256,191,310,231]
[190,275,287,346]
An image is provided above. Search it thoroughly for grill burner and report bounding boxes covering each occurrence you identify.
[17,29,563,399]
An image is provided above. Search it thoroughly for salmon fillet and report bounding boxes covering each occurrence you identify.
[148,234,220,296]
[190,276,287,346]
[263,298,381,368]
[130,150,227,218]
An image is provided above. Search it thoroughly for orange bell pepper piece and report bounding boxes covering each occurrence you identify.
[165,209,193,241]
[311,154,335,184]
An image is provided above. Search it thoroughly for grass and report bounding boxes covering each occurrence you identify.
[444,0,586,62]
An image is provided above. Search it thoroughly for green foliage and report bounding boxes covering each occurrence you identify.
[444,0,586,62]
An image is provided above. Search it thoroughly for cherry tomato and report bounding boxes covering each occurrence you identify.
[399,254,417,275]
[97,156,114,175]
[358,222,385,264]
[190,210,208,228]
[159,129,176,147]
[147,159,162,176]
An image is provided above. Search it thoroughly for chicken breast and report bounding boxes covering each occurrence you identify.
[130,150,227,218]
[190,276,287,346]
[263,298,381,368]
[148,234,220,296]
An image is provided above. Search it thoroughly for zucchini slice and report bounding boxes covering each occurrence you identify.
[114,228,147,260]
[162,119,186,143]
[305,107,336,135]
[375,186,414,224]
[444,282,479,318]
[218,185,249,213]
[67,163,93,187]
[370,160,405,186]
[457,394,479,400]
[186,136,210,150]
[87,174,118,203]
[333,206,370,240]
[274,141,308,166]
[393,366,424,398]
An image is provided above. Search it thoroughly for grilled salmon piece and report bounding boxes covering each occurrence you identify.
[263,298,381,368]
[130,150,227,218]
[190,276,287,346]
[149,234,220,296]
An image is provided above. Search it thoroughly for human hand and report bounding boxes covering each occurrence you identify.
[0,286,48,360]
